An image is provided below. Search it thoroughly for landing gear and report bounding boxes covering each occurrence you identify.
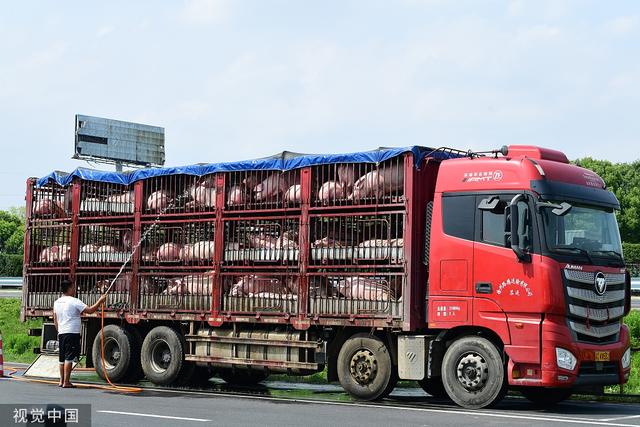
[218,369,269,386]
[441,336,506,409]
[337,333,394,401]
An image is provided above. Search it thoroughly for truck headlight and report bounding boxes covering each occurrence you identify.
[622,348,631,369]
[556,347,577,371]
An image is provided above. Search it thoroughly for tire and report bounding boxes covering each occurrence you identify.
[441,336,507,409]
[418,377,449,399]
[141,326,185,386]
[337,333,394,401]
[218,369,269,386]
[92,325,136,383]
[379,368,398,399]
[521,387,572,407]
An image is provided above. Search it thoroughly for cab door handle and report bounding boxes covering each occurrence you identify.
[476,282,492,294]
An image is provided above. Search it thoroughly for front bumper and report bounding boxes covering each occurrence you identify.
[539,315,629,388]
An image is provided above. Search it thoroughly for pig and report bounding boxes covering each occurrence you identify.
[190,185,216,208]
[147,190,172,212]
[229,275,289,297]
[38,245,71,263]
[380,163,404,193]
[96,273,132,293]
[350,170,384,201]
[338,276,390,301]
[276,231,299,250]
[317,181,345,204]
[33,199,65,218]
[253,173,288,201]
[156,243,182,261]
[98,245,118,253]
[80,244,99,253]
[106,191,134,204]
[337,164,356,187]
[284,184,301,204]
[182,241,215,261]
[312,237,344,248]
[350,164,404,201]
[248,233,280,250]
[163,273,214,296]
[227,185,246,206]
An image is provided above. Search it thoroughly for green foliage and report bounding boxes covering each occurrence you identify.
[625,311,640,349]
[0,298,42,363]
[0,208,24,276]
[623,242,640,266]
[574,158,640,244]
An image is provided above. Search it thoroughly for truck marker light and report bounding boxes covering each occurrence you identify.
[555,348,577,371]
[622,348,631,369]
[557,375,569,382]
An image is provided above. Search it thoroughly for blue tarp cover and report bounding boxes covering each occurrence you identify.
[37,146,455,188]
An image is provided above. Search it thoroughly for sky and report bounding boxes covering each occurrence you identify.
[0,0,639,209]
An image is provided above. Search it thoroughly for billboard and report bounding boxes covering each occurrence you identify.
[73,115,165,167]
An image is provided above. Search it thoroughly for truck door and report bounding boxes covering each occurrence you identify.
[472,193,542,364]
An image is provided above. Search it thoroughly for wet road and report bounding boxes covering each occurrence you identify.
[1,367,640,427]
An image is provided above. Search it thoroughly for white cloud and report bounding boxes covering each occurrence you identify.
[96,25,114,38]
[605,16,638,35]
[515,25,561,43]
[180,0,229,24]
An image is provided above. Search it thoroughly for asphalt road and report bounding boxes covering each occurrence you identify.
[2,373,640,427]
[0,288,21,299]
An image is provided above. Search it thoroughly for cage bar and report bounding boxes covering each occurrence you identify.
[137,271,214,312]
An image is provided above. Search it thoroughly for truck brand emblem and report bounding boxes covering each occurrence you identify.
[594,272,607,296]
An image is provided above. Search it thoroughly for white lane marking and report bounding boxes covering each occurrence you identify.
[600,415,640,422]
[98,410,210,422]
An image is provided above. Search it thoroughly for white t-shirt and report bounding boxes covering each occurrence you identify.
[53,296,87,334]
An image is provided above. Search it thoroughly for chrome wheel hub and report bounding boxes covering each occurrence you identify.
[150,339,171,374]
[350,349,378,385]
[456,352,488,392]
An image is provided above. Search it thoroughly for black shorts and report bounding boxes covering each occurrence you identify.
[58,333,81,363]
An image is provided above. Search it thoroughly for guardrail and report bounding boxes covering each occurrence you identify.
[0,277,22,288]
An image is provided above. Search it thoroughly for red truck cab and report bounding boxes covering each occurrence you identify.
[426,145,631,407]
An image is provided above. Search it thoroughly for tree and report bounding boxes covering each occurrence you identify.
[574,158,640,244]
[0,209,25,276]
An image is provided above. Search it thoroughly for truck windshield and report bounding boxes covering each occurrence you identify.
[541,202,623,264]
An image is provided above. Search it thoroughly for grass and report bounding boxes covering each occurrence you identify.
[0,298,42,363]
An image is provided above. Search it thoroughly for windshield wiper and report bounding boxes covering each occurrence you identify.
[591,250,623,260]
[553,247,594,264]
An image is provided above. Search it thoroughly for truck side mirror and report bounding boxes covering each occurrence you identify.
[509,195,531,263]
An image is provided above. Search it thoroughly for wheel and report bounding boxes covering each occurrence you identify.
[418,377,449,399]
[218,369,269,386]
[141,326,185,386]
[441,336,507,409]
[380,368,398,399]
[122,326,144,383]
[337,333,394,401]
[521,387,572,407]
[92,325,136,383]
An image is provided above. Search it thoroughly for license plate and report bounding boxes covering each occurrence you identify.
[595,351,610,362]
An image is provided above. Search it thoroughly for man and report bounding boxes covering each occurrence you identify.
[53,279,106,388]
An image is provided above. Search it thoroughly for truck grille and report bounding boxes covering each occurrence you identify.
[563,269,625,344]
